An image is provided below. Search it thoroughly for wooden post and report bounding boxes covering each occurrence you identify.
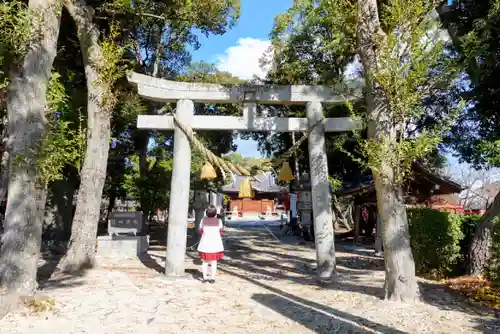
[165,99,194,277]
[374,213,383,256]
[353,205,361,244]
[307,101,336,280]
[193,189,209,240]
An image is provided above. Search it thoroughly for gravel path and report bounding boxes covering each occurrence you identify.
[1,226,498,333]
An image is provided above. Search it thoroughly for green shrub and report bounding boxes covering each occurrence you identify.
[487,217,500,287]
[408,208,464,278]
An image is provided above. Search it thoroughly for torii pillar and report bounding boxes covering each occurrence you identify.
[165,99,194,276]
[128,72,362,278]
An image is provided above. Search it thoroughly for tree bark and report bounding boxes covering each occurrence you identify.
[468,191,500,275]
[57,0,111,273]
[0,151,9,203]
[44,176,77,241]
[0,0,62,313]
[376,183,418,301]
[374,213,383,256]
[357,0,419,301]
[353,205,361,244]
[0,117,10,202]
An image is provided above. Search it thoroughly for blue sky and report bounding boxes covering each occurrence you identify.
[186,0,498,184]
[191,0,292,65]
[190,0,292,158]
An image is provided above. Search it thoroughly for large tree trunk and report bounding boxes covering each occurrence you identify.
[468,191,500,275]
[374,213,383,256]
[57,0,111,273]
[356,0,419,302]
[0,151,9,203]
[0,0,62,313]
[44,176,77,241]
[375,183,418,301]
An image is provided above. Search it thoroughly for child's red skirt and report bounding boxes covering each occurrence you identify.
[199,252,224,261]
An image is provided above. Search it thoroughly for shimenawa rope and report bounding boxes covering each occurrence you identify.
[155,103,323,177]
[172,114,323,177]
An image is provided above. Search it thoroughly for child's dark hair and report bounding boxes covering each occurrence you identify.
[206,205,217,218]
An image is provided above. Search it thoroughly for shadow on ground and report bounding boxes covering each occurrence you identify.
[139,251,204,281]
[222,226,499,332]
[138,252,165,274]
[36,244,85,290]
[146,254,406,332]
[246,272,499,334]
[216,264,405,333]
[253,292,397,333]
[141,224,498,332]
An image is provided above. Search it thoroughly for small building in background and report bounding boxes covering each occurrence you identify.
[338,162,463,208]
[221,171,288,216]
[337,162,464,241]
[427,193,465,214]
[428,179,500,215]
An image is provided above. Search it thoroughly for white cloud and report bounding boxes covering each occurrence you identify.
[214,38,272,158]
[216,37,364,82]
[215,38,272,80]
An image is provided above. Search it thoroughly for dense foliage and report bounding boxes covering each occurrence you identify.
[0,1,31,96]
[439,0,500,276]
[408,208,464,278]
[253,0,456,191]
[487,218,500,285]
[440,0,500,168]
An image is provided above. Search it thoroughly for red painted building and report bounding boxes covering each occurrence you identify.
[221,172,288,215]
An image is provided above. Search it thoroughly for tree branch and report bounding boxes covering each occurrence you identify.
[96,9,192,23]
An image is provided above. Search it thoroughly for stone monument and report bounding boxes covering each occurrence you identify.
[96,211,149,258]
[295,172,313,227]
[193,189,209,235]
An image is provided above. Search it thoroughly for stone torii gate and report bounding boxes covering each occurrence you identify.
[129,72,362,278]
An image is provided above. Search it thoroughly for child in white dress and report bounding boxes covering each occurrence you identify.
[197,205,224,283]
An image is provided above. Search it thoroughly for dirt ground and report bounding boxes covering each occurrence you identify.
[0,226,499,334]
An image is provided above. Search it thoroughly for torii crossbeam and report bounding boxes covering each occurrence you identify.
[129,72,363,278]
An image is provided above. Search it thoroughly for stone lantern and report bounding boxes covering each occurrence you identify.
[193,188,223,234]
[193,188,209,234]
[295,172,313,226]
